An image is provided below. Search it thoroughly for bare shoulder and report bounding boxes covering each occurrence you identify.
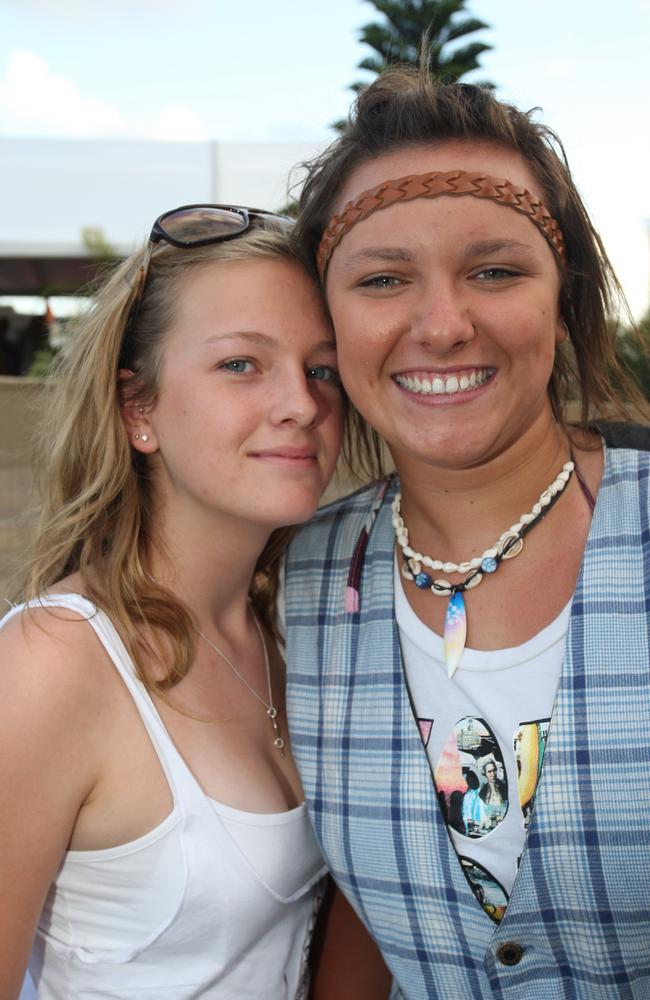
[0,601,116,744]
[1,598,104,666]
[0,599,117,992]
[0,601,118,849]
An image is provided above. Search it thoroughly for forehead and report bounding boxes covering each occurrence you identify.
[335,140,544,215]
[164,256,333,353]
[322,140,563,277]
[173,256,323,318]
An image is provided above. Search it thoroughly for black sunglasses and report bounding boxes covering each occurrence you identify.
[122,203,294,362]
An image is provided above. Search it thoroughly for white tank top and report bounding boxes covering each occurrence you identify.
[2,594,327,1000]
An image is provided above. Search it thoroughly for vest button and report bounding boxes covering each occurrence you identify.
[496,942,524,966]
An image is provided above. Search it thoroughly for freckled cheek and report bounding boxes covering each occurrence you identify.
[338,367,385,428]
[319,387,344,433]
[324,418,345,474]
[336,315,395,363]
[331,324,363,379]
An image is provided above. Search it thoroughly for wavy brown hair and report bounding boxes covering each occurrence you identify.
[21,221,312,691]
[295,65,648,474]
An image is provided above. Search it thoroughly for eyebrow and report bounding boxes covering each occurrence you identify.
[305,338,337,353]
[339,238,538,271]
[203,331,274,347]
[339,247,415,270]
[464,238,536,258]
[202,331,336,352]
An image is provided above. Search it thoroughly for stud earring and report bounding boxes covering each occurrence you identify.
[141,434,149,443]
[137,406,145,414]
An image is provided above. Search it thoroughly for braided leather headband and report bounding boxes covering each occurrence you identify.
[316,169,567,280]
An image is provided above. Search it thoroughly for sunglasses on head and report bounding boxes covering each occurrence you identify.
[122,203,294,362]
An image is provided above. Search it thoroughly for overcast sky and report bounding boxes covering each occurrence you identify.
[1,0,649,315]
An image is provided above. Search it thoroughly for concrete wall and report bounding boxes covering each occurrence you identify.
[0,376,48,598]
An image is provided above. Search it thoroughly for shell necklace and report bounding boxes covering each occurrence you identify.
[392,460,575,678]
[195,609,285,755]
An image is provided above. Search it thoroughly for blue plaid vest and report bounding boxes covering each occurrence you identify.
[285,446,650,999]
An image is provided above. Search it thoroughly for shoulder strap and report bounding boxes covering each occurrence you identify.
[3,594,201,810]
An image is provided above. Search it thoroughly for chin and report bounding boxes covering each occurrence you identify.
[259,494,324,531]
[396,430,498,471]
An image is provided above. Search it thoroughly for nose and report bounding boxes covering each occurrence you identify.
[409,280,476,353]
[268,368,320,428]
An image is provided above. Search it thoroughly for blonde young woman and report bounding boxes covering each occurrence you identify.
[0,206,385,999]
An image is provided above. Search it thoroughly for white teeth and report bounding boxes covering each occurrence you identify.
[395,369,493,396]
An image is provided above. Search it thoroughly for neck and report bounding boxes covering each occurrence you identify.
[395,418,570,563]
[147,499,273,637]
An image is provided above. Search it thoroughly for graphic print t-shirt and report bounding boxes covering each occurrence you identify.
[395,563,570,923]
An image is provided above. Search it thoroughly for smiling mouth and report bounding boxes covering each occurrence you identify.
[250,446,317,463]
[394,367,495,396]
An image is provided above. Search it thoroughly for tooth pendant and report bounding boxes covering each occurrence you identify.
[444,590,467,679]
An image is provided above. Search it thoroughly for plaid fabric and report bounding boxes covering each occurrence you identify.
[285,447,650,999]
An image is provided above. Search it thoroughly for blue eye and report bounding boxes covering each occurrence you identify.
[308,365,341,386]
[475,267,520,281]
[221,359,255,373]
[358,274,403,289]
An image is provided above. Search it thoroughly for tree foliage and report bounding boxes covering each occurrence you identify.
[81,226,118,260]
[350,0,492,93]
[616,312,650,401]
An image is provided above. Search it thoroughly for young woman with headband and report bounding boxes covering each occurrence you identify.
[0,206,387,998]
[284,70,650,999]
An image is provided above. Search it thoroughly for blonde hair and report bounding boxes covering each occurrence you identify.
[21,220,307,691]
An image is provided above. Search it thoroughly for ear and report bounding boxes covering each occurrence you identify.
[555,315,569,346]
[118,369,158,454]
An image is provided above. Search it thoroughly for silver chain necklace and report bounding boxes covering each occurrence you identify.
[195,610,285,756]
